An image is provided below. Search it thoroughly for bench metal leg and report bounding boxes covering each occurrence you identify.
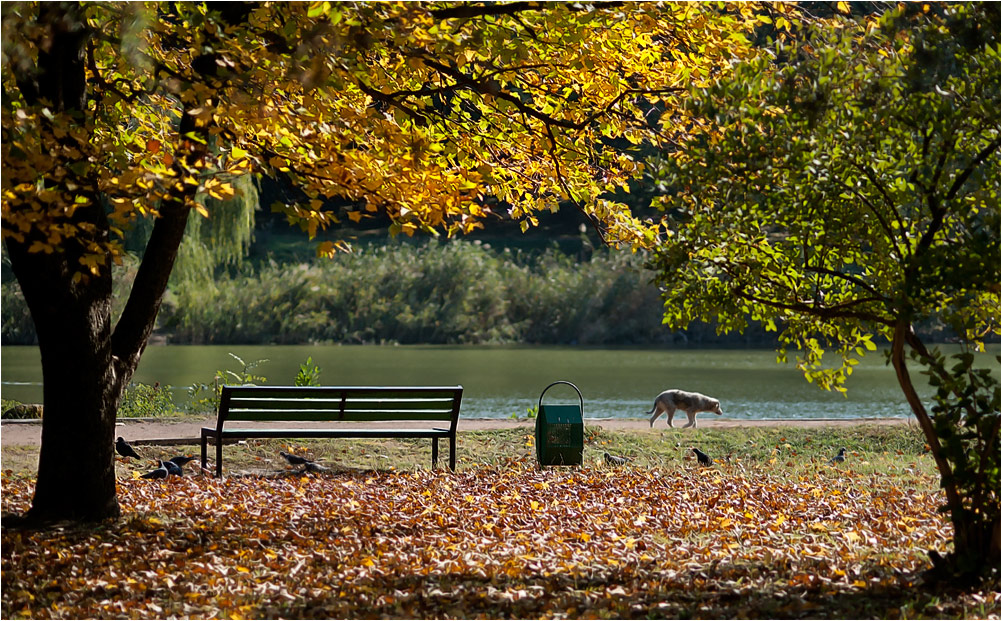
[216,438,224,478]
[431,438,439,469]
[449,434,456,471]
[200,433,208,472]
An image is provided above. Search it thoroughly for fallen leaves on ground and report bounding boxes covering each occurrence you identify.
[2,461,995,619]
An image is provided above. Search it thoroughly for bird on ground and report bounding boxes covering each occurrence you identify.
[140,462,169,479]
[116,437,141,460]
[692,447,713,466]
[829,447,847,465]
[167,455,196,474]
[302,461,331,474]
[163,459,183,477]
[280,451,314,466]
[603,452,631,466]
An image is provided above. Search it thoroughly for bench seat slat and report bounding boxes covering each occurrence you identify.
[226,398,457,411]
[224,387,461,399]
[225,410,456,422]
[203,427,452,438]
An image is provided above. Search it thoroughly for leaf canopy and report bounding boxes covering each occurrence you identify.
[649,3,1000,390]
[1,1,777,268]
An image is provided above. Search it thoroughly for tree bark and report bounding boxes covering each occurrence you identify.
[889,320,963,517]
[2,2,122,522]
[888,320,1001,581]
[4,2,194,522]
[8,237,122,522]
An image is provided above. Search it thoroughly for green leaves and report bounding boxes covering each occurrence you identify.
[651,3,999,388]
[649,3,1000,578]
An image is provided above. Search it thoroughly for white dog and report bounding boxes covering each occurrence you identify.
[647,389,723,428]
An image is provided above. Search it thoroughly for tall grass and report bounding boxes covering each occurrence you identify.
[159,241,678,345]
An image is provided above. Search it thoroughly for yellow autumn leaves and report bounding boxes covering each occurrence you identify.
[2,2,793,276]
[1,457,958,619]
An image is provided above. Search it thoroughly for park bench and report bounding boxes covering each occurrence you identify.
[200,385,463,477]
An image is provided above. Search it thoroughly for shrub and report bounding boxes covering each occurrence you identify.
[159,240,676,345]
[118,383,176,418]
[295,356,322,386]
[186,353,268,413]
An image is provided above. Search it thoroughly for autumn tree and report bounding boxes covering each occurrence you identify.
[649,3,999,582]
[1,1,768,522]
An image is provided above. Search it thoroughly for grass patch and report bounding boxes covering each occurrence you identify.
[140,422,934,481]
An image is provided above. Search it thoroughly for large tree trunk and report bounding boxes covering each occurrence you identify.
[4,1,193,523]
[3,2,120,522]
[7,241,122,521]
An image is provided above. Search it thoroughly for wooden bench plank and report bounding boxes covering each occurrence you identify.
[204,428,451,438]
[226,398,458,410]
[225,410,457,422]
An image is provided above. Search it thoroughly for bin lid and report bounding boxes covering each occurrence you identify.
[538,403,582,425]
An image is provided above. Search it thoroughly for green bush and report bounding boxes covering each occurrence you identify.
[159,240,676,345]
[1,399,42,419]
[118,383,176,418]
[186,353,268,413]
[295,356,322,386]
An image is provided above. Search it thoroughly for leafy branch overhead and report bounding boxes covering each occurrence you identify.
[1,2,781,269]
[650,3,999,390]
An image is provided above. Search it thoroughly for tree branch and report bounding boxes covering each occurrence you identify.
[945,140,999,201]
[803,265,884,297]
[109,200,190,384]
[419,56,681,133]
[355,80,430,126]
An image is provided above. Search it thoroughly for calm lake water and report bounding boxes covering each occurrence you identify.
[2,345,998,420]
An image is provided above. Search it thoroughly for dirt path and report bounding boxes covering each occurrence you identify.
[1,415,912,447]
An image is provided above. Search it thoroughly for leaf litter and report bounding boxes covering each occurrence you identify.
[2,459,997,619]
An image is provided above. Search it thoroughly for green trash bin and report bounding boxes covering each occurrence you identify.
[535,381,584,467]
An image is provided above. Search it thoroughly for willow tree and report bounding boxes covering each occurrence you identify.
[649,4,999,582]
[1,2,772,522]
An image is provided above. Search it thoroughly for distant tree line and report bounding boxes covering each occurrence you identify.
[3,238,961,347]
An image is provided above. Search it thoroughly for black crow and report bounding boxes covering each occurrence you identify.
[829,447,847,465]
[167,456,196,474]
[280,451,313,466]
[163,459,183,477]
[603,452,631,466]
[302,461,331,474]
[140,463,169,479]
[692,447,713,466]
[116,437,142,460]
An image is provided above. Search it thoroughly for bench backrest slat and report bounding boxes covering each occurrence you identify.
[218,385,463,426]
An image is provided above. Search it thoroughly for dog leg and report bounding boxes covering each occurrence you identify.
[682,410,696,428]
[648,402,664,427]
[666,405,676,428]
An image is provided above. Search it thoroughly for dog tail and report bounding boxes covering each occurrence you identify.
[645,402,657,416]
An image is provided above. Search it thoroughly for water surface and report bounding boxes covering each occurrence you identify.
[2,345,996,420]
